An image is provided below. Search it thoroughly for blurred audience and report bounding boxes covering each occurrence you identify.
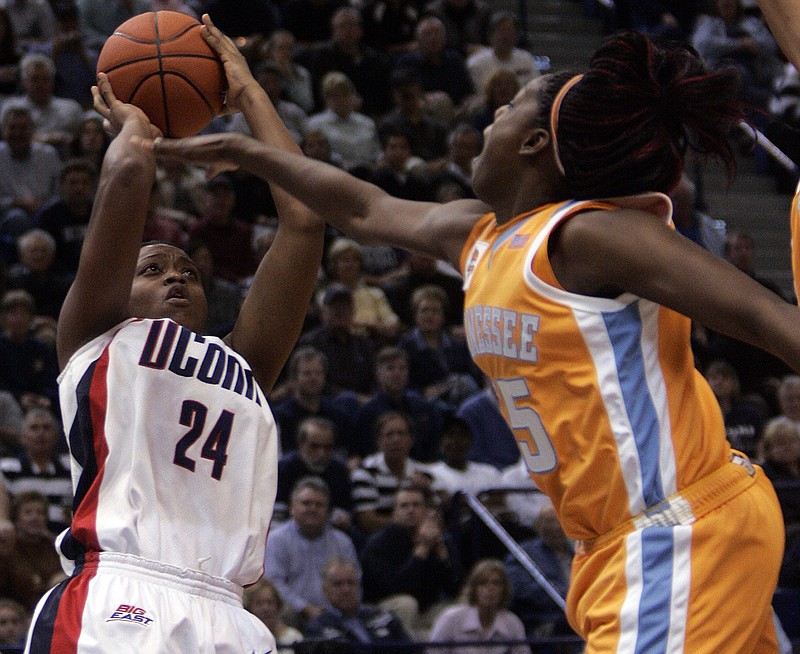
[243,578,304,653]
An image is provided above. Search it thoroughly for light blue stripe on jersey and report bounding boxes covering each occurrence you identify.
[635,527,675,654]
[603,303,665,508]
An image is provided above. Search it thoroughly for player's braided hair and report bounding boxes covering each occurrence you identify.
[547,31,743,199]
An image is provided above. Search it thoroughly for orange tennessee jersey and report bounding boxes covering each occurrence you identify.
[792,183,800,303]
[459,197,730,541]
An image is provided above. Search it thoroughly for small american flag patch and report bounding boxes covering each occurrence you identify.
[509,234,529,249]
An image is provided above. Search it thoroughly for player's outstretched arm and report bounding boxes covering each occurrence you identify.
[57,74,158,370]
[147,133,487,267]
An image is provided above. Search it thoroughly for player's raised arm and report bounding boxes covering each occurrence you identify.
[759,0,800,72]
[197,15,324,393]
[56,74,158,370]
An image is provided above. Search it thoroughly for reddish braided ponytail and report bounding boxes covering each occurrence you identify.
[549,32,743,199]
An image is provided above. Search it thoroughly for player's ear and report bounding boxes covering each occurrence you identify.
[519,127,550,157]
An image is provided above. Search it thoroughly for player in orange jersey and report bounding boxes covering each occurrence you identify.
[143,30,793,654]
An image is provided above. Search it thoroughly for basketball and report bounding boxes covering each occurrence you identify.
[97,11,225,138]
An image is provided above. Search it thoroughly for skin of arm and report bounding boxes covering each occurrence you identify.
[147,132,488,268]
[56,76,158,370]
[198,15,325,393]
[758,0,800,70]
[550,208,800,372]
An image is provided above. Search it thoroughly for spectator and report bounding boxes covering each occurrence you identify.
[428,558,531,654]
[3,0,54,54]
[466,12,539,92]
[306,72,382,171]
[0,389,23,455]
[0,8,20,98]
[183,240,241,337]
[423,415,502,504]
[383,250,465,328]
[141,179,188,248]
[379,66,449,163]
[463,66,519,132]
[705,359,768,458]
[0,288,58,412]
[352,410,437,534]
[75,0,150,51]
[275,416,354,530]
[5,489,62,610]
[431,123,482,199]
[0,597,27,649]
[758,416,800,483]
[299,283,377,398]
[692,0,781,107]
[31,4,97,109]
[32,156,95,276]
[766,61,800,194]
[305,6,392,117]
[456,383,520,470]
[497,459,550,532]
[0,103,61,264]
[262,29,315,114]
[265,476,361,627]
[187,173,258,283]
[303,556,415,650]
[227,60,308,145]
[369,126,433,202]
[14,52,84,151]
[322,237,401,342]
[155,157,204,220]
[301,129,345,168]
[422,0,491,56]
[66,113,109,172]
[354,347,448,462]
[6,227,73,321]
[725,230,785,296]
[360,0,420,55]
[272,346,355,454]
[0,406,70,533]
[360,485,463,637]
[504,505,574,640]
[243,578,304,654]
[397,16,474,109]
[778,374,800,424]
[398,284,480,407]
[670,172,727,257]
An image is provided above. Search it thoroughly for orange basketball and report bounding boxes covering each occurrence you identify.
[97,11,225,138]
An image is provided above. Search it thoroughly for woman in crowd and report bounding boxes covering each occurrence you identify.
[428,558,531,654]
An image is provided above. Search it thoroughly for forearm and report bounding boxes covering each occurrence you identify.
[759,0,800,69]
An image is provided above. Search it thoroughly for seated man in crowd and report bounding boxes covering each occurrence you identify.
[351,411,437,536]
[302,556,414,651]
[265,476,361,627]
[274,416,354,530]
[272,346,354,454]
[360,486,463,637]
[0,406,71,533]
[354,346,448,462]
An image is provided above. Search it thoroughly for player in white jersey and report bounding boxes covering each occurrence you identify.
[24,15,324,654]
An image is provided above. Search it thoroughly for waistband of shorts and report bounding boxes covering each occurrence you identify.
[81,551,244,606]
[575,451,757,555]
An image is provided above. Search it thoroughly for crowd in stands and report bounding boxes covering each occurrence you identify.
[0,0,799,650]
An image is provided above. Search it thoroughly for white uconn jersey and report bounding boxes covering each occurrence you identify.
[56,318,278,586]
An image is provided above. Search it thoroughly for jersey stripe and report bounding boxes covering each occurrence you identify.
[69,344,112,553]
[603,303,665,508]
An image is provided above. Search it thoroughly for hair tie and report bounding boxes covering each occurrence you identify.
[549,74,583,177]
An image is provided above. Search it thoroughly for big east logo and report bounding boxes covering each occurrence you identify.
[107,604,154,626]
